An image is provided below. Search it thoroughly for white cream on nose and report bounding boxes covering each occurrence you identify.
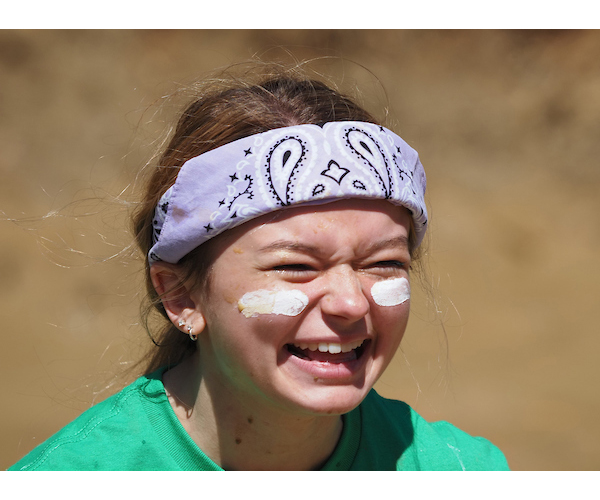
[238,289,309,318]
[370,277,410,306]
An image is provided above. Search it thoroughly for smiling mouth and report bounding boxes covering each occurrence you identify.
[286,340,369,364]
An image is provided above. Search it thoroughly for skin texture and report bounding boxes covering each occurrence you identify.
[150,199,412,470]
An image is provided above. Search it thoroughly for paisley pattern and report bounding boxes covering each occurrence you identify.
[265,135,306,206]
[345,126,393,198]
[149,121,428,264]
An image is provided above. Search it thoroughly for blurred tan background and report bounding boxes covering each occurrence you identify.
[1,30,599,471]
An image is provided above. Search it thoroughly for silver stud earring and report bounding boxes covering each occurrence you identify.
[187,325,197,341]
[178,319,185,327]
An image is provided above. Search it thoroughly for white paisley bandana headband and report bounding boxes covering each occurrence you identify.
[149,121,428,264]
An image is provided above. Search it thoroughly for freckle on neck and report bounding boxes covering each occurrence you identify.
[247,416,253,424]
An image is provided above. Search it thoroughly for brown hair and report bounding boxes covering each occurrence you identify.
[132,65,397,374]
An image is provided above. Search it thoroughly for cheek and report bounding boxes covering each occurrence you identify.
[215,288,309,352]
[369,278,411,346]
[371,299,411,333]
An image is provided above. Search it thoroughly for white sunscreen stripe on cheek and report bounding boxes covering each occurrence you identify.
[371,277,411,307]
[238,289,309,318]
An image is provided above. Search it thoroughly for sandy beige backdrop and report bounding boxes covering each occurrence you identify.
[1,30,599,471]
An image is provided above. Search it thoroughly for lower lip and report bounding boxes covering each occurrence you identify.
[283,342,370,381]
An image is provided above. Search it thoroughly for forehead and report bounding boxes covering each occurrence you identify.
[214,199,412,252]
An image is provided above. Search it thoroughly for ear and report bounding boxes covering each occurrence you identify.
[149,262,207,336]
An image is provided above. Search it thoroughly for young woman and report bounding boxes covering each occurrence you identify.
[9,69,509,471]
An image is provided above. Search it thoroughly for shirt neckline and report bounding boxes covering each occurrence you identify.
[140,366,362,471]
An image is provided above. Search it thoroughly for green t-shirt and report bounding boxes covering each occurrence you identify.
[9,368,509,471]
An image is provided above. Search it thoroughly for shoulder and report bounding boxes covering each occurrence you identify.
[357,390,509,471]
[425,418,510,470]
[8,371,167,471]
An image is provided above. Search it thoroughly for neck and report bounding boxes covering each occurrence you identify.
[162,353,343,471]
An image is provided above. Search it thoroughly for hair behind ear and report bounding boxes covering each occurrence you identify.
[150,261,207,336]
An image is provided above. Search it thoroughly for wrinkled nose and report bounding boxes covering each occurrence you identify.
[320,266,370,322]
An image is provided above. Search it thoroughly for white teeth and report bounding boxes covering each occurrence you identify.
[328,344,342,354]
[294,340,364,354]
[341,343,355,353]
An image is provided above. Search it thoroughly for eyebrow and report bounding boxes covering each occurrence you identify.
[257,236,409,256]
[364,235,410,254]
[258,240,322,256]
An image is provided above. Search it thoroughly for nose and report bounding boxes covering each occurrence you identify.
[319,266,370,322]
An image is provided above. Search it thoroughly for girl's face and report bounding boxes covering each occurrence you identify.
[193,199,413,417]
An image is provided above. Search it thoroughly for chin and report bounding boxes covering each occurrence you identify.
[274,378,374,417]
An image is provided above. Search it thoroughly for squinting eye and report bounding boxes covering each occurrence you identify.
[373,260,406,269]
[272,264,315,274]
[366,260,411,274]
